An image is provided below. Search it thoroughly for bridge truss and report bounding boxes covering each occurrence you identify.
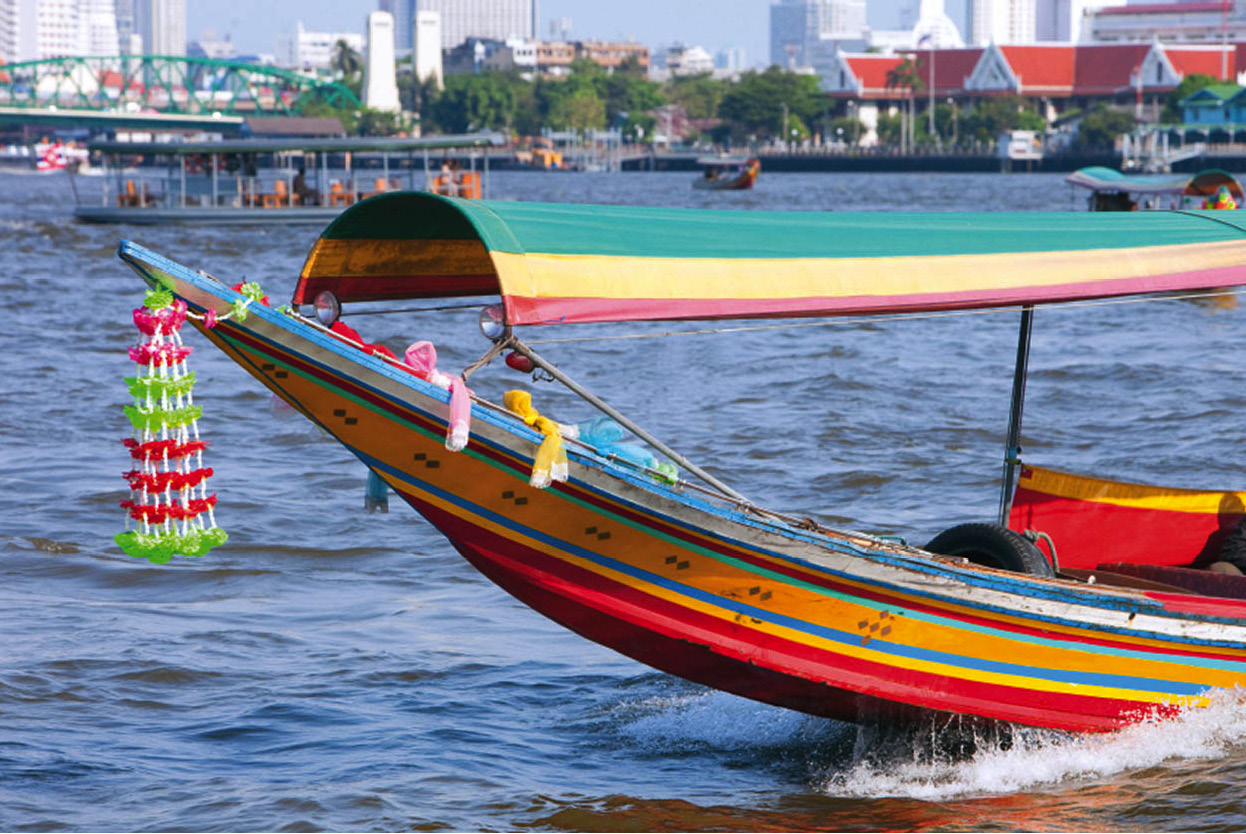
[0,55,359,116]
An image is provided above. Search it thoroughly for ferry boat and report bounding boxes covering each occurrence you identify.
[75,133,503,225]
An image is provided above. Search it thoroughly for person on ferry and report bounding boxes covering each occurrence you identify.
[292,166,319,205]
[1204,185,1237,210]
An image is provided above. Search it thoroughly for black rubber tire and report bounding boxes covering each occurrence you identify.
[924,522,1055,577]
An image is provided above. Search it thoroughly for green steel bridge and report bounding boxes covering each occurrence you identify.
[0,55,359,117]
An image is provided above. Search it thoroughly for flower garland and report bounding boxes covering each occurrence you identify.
[116,288,227,563]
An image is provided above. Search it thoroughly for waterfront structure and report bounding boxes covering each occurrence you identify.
[414,10,443,88]
[413,0,534,50]
[821,39,1238,144]
[277,22,365,71]
[364,11,400,113]
[770,0,868,68]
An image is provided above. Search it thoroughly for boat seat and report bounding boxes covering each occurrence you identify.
[1096,562,1246,601]
[1009,464,1244,570]
[262,179,290,208]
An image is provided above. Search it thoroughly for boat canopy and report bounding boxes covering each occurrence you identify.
[695,155,752,167]
[293,192,1246,326]
[87,132,505,157]
[1066,166,1244,198]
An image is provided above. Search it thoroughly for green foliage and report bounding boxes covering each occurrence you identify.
[294,94,357,133]
[958,96,1045,143]
[429,72,517,132]
[356,108,405,136]
[827,116,863,144]
[1075,103,1135,151]
[665,73,728,119]
[717,67,829,142]
[1163,73,1220,123]
[885,58,923,94]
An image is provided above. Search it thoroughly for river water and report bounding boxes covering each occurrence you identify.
[4,170,1246,832]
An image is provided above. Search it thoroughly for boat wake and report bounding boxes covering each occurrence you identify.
[821,689,1246,800]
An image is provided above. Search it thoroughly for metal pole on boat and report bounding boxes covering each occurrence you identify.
[483,146,490,198]
[998,305,1034,527]
[211,153,219,208]
[179,154,186,208]
[508,340,751,505]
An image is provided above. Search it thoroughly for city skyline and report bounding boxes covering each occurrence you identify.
[187,0,911,66]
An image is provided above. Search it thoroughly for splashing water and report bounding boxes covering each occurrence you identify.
[822,689,1246,800]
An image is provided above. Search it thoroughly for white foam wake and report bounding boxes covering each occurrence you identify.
[824,689,1246,800]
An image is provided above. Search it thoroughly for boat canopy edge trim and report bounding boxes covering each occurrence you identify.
[293,195,1246,325]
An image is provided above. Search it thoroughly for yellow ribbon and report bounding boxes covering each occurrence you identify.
[504,390,568,488]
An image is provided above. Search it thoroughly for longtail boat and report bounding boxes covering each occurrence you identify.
[116,196,1246,733]
[693,155,760,191]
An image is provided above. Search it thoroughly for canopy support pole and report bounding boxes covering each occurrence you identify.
[998,305,1033,527]
[507,339,751,506]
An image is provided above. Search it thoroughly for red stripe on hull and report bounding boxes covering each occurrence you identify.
[400,489,1171,732]
[216,325,1243,665]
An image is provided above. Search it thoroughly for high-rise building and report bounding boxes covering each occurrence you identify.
[135,0,185,56]
[966,0,1036,44]
[81,0,120,55]
[275,21,365,70]
[414,0,534,49]
[0,0,120,61]
[1035,0,1126,42]
[769,0,867,68]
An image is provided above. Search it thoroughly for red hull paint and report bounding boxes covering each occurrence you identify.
[402,489,1164,732]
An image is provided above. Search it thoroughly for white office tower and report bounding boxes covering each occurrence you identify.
[967,0,1036,44]
[364,11,400,113]
[1035,0,1127,42]
[414,10,443,90]
[137,0,186,56]
[416,0,534,49]
[770,0,868,68]
[912,0,965,46]
[0,0,122,61]
[81,0,120,56]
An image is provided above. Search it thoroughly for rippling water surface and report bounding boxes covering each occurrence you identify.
[4,171,1246,832]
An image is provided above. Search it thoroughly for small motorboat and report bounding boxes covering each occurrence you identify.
[693,155,760,190]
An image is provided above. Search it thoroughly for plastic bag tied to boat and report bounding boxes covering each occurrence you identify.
[573,416,679,485]
[404,341,471,451]
[503,390,568,489]
[116,288,228,564]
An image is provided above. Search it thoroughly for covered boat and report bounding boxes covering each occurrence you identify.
[118,197,1246,733]
[693,155,760,190]
[1066,166,1243,212]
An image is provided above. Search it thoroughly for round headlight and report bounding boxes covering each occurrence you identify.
[313,291,340,326]
[478,304,506,341]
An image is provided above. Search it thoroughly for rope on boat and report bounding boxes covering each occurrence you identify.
[520,287,1246,346]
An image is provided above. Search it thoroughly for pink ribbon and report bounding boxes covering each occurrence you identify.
[404,341,471,451]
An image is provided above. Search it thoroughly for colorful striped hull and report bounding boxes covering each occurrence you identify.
[122,242,1246,734]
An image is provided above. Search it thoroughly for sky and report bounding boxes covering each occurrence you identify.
[188,0,913,68]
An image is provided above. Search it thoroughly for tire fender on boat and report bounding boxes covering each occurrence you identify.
[924,523,1055,577]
